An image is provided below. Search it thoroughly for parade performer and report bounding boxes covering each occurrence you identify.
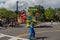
[27,12,32,27]
[29,21,35,39]
[20,11,26,23]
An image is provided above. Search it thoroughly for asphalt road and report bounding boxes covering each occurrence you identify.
[0,22,60,40]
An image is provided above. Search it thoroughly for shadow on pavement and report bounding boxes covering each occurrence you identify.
[36,37,48,40]
[9,24,26,28]
[0,27,7,30]
[30,37,48,40]
[36,25,53,28]
[9,26,24,28]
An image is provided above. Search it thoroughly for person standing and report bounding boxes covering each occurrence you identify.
[29,21,35,40]
[0,18,2,26]
[35,12,39,22]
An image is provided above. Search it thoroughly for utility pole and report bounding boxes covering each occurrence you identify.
[16,1,18,14]
[15,1,19,21]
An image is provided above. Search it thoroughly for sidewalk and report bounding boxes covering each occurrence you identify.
[41,22,60,25]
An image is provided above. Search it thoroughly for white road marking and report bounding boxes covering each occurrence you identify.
[0,33,29,40]
[0,34,6,38]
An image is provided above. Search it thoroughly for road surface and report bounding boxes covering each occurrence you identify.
[0,22,60,40]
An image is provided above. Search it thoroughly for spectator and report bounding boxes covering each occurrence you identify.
[0,19,2,26]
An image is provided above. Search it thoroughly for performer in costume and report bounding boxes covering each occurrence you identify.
[27,12,32,27]
[20,11,26,23]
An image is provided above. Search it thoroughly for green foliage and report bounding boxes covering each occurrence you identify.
[35,5,45,14]
[39,14,44,21]
[52,8,60,21]
[29,5,45,21]
[28,8,38,16]
[0,8,16,19]
[44,8,55,20]
[57,8,60,16]
[57,11,60,20]
[58,11,60,16]
[57,8,60,11]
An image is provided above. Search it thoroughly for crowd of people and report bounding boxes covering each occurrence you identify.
[0,18,19,27]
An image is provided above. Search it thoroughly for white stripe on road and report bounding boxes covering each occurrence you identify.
[9,37,29,40]
[0,33,29,40]
[0,34,6,38]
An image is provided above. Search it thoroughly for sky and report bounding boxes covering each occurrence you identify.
[0,0,60,11]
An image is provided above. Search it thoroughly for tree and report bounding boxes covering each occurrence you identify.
[53,8,60,21]
[39,14,44,21]
[28,8,38,16]
[57,11,60,21]
[6,10,16,19]
[29,5,45,22]
[0,8,16,19]
[44,8,55,21]
[35,5,45,14]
